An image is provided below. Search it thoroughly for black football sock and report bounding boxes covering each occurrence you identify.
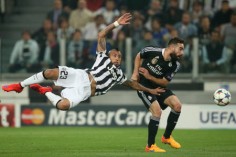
[148,116,160,147]
[164,110,180,139]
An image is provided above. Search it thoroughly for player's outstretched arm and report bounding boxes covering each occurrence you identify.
[122,79,165,95]
[97,13,132,52]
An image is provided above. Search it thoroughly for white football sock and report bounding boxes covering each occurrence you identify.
[20,72,46,87]
[45,92,62,107]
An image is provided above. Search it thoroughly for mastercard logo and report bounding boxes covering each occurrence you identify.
[21,108,45,125]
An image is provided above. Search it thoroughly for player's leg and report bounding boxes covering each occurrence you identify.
[45,85,88,110]
[146,101,166,152]
[46,91,70,110]
[21,68,59,86]
[161,95,182,149]
[31,68,91,111]
[29,83,66,110]
[137,91,166,153]
[30,84,73,110]
[2,68,59,93]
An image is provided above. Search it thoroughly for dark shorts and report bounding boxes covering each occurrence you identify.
[137,88,174,110]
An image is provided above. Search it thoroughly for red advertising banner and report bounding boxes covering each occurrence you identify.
[0,104,15,127]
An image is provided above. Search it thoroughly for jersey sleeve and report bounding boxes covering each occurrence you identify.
[96,50,107,55]
[164,62,180,81]
[140,46,162,59]
[91,50,108,69]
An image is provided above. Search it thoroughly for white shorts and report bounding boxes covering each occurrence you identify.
[54,66,91,108]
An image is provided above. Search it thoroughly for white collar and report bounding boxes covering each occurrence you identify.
[162,48,171,61]
[161,48,165,56]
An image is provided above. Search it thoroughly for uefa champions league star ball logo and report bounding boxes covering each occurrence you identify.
[151,56,159,65]
[168,62,172,67]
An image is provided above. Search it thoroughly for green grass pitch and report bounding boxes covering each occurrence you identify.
[0,127,235,157]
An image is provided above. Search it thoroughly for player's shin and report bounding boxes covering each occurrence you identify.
[45,92,63,107]
[20,71,46,87]
[163,109,180,138]
[148,116,160,147]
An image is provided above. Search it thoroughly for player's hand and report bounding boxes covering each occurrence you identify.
[139,67,151,80]
[117,13,132,25]
[149,87,165,96]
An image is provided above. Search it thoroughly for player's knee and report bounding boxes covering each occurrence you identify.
[43,69,58,80]
[172,103,182,112]
[56,99,70,110]
[152,109,162,117]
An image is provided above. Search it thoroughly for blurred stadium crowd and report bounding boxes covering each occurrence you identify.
[1,0,236,74]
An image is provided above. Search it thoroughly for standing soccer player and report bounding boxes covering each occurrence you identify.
[2,13,164,110]
[131,37,185,152]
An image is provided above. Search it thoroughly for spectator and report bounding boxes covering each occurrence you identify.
[211,0,233,30]
[204,0,236,15]
[94,0,120,24]
[150,17,169,47]
[39,31,60,69]
[221,12,236,51]
[134,30,156,55]
[144,0,164,30]
[67,29,87,68]
[62,0,78,10]
[121,0,151,11]
[190,1,205,25]
[181,36,203,73]
[202,30,232,73]
[82,14,106,41]
[230,47,236,73]
[46,0,69,29]
[69,0,94,30]
[0,0,6,23]
[113,30,126,54]
[113,30,127,71]
[178,0,194,11]
[9,31,39,73]
[221,11,236,73]
[198,15,212,46]
[32,18,54,51]
[57,18,74,42]
[119,5,129,15]
[164,0,184,31]
[122,13,145,48]
[164,28,179,46]
[86,0,104,12]
[174,12,198,43]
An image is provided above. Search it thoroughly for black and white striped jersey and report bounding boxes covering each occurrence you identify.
[139,46,180,88]
[86,51,127,96]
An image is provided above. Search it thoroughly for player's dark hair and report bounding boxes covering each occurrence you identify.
[107,48,121,56]
[167,37,184,46]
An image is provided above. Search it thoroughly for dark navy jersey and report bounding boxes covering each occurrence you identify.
[139,46,180,88]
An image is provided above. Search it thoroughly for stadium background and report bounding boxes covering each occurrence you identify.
[0,0,236,156]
